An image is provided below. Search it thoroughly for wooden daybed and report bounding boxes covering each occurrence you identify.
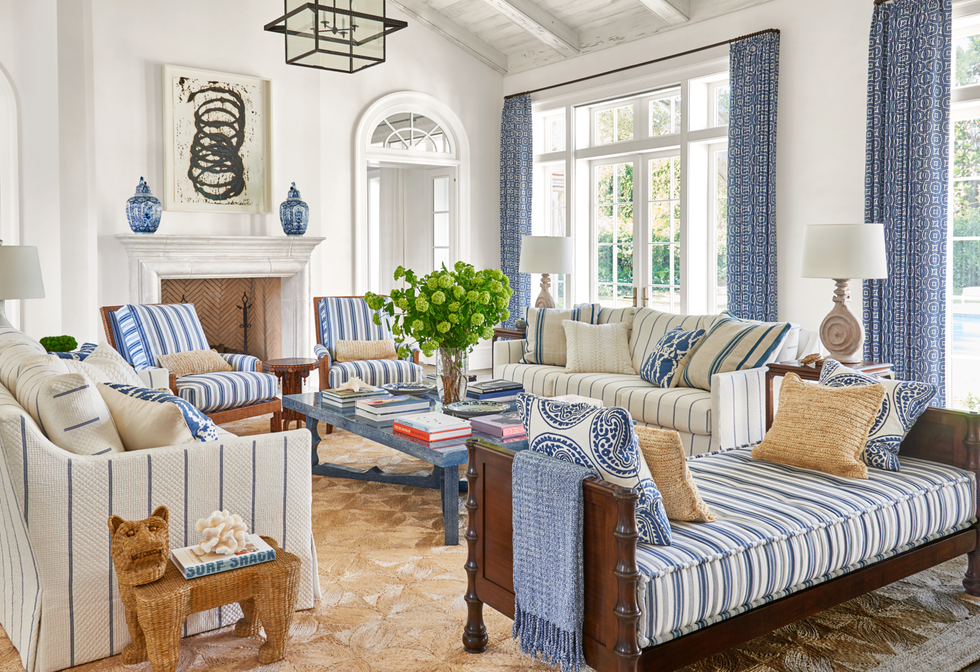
[461,406,980,672]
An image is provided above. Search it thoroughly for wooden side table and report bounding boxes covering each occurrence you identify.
[263,358,319,432]
[491,327,526,371]
[765,360,894,431]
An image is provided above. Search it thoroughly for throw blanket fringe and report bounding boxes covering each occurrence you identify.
[512,449,597,672]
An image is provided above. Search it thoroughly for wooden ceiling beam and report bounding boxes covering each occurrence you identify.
[478,0,580,57]
[389,0,510,74]
[635,0,690,25]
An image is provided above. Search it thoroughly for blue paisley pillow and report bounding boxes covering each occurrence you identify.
[640,327,706,388]
[516,393,672,546]
[100,383,220,443]
[819,360,937,472]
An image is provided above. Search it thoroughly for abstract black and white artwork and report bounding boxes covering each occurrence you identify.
[163,65,272,213]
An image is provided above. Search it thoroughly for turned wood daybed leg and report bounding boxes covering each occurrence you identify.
[613,487,642,672]
[964,413,980,596]
[463,443,488,653]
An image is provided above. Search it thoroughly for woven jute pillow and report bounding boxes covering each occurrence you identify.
[156,349,232,378]
[635,425,716,522]
[752,373,885,479]
[335,338,398,363]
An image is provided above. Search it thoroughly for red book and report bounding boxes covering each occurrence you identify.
[392,422,472,442]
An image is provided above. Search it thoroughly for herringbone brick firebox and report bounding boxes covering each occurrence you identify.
[161,277,282,363]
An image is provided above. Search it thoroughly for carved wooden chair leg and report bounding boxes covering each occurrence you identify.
[463,444,488,653]
[613,487,642,672]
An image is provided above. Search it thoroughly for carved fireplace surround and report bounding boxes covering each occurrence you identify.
[115,235,325,359]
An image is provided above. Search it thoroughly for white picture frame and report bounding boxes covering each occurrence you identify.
[162,65,273,214]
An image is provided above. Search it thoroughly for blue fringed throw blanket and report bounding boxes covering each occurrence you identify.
[512,449,598,672]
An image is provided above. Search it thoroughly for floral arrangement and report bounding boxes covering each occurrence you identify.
[366,262,513,403]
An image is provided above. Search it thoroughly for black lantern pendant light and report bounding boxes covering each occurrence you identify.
[265,0,407,74]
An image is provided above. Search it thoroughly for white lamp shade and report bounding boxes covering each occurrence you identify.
[0,245,45,300]
[801,224,888,280]
[519,236,574,274]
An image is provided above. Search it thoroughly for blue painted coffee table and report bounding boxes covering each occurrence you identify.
[281,392,527,545]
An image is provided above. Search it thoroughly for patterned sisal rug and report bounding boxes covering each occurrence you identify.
[0,416,978,672]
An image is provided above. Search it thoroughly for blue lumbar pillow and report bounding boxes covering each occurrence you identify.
[818,359,938,472]
[516,393,672,545]
[640,327,706,388]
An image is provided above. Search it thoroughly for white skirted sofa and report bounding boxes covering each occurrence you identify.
[0,328,319,672]
[494,306,820,454]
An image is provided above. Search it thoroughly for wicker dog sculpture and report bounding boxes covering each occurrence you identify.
[108,505,300,672]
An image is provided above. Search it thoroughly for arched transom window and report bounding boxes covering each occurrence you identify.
[370,113,452,154]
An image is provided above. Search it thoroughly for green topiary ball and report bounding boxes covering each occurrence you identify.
[40,335,78,353]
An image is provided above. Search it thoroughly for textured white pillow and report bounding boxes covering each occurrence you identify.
[38,373,124,456]
[562,320,635,375]
[72,341,143,387]
[15,354,73,424]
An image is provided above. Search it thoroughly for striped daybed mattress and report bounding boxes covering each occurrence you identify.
[635,446,977,646]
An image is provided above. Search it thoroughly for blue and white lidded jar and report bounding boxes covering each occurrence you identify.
[126,177,162,234]
[279,182,310,236]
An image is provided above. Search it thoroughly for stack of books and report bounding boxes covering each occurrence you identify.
[470,411,526,441]
[320,386,389,409]
[466,379,525,401]
[170,534,276,580]
[354,395,431,425]
[392,412,472,442]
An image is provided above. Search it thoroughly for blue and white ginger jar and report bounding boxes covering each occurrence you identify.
[126,177,162,234]
[279,182,309,236]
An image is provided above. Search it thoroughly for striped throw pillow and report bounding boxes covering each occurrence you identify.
[38,373,124,456]
[679,314,791,391]
[521,303,600,367]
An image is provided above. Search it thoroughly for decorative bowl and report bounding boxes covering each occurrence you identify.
[382,382,435,397]
[444,400,511,417]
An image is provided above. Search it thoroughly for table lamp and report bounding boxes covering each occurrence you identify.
[0,241,45,329]
[801,223,887,364]
[519,236,574,309]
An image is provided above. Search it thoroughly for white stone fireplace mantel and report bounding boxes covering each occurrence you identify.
[115,235,325,359]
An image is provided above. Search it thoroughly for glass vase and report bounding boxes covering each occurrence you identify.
[436,347,469,405]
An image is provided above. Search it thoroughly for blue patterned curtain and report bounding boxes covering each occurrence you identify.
[500,95,533,328]
[727,31,780,322]
[864,0,950,404]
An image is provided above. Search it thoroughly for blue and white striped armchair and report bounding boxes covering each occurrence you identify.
[314,296,423,391]
[100,303,282,428]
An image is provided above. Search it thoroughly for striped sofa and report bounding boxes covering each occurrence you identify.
[494,307,820,454]
[0,328,319,672]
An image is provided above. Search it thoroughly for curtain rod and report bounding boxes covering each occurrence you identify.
[503,28,779,101]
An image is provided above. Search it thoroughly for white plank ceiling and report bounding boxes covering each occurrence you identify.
[391,0,777,74]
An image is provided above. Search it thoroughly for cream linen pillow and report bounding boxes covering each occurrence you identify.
[334,339,398,363]
[752,373,885,479]
[156,349,233,378]
[562,320,635,375]
[635,425,715,522]
[97,383,219,449]
[38,373,124,456]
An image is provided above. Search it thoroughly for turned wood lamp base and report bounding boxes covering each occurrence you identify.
[819,278,864,364]
[533,273,556,309]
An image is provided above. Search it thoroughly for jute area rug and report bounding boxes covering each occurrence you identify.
[1,416,979,672]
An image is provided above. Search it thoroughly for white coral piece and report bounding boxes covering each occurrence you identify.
[335,376,375,393]
[195,510,248,555]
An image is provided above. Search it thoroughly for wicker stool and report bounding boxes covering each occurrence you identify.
[128,536,300,672]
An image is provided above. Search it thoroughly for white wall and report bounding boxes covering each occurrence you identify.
[504,0,874,331]
[0,0,503,349]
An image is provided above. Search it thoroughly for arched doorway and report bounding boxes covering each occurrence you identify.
[353,92,470,294]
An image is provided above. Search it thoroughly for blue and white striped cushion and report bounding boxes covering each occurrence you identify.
[520,303,600,366]
[628,308,716,375]
[680,314,790,391]
[327,360,423,388]
[317,298,392,360]
[101,383,219,442]
[175,371,279,414]
[219,353,260,372]
[109,305,153,369]
[614,384,713,435]
[129,304,209,364]
[498,363,562,397]
[636,447,977,645]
